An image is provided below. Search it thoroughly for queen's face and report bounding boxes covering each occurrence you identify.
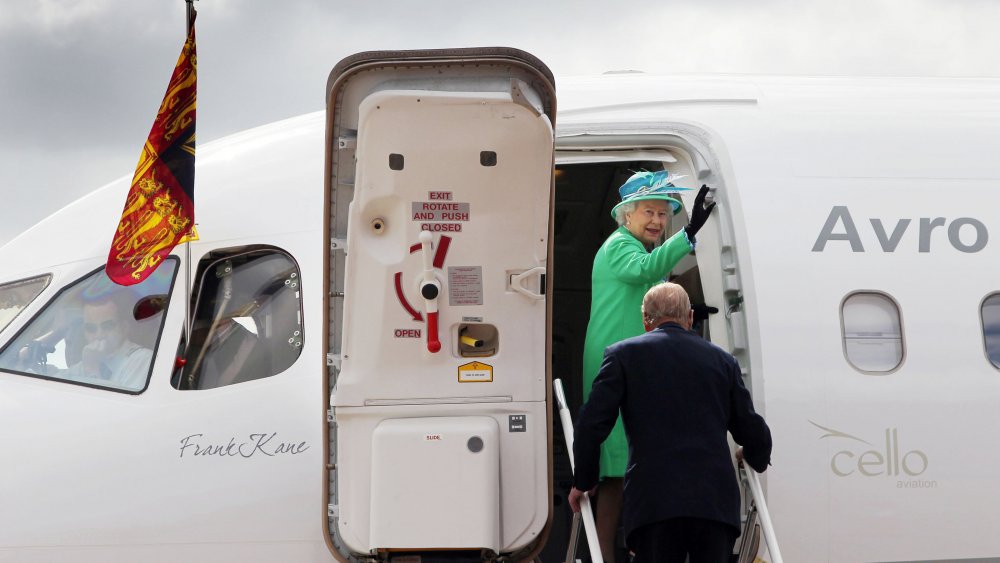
[625,199,671,246]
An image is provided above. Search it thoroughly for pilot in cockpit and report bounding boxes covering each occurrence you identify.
[64,295,152,390]
[0,264,172,391]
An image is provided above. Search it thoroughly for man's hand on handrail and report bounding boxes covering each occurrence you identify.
[568,485,598,513]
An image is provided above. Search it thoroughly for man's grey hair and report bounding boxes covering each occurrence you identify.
[613,201,637,226]
[641,282,691,325]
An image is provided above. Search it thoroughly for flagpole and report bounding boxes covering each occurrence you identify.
[184,0,196,345]
[186,0,195,33]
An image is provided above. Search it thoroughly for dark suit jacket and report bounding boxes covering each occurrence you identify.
[573,322,772,545]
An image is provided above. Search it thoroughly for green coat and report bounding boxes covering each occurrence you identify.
[582,226,694,478]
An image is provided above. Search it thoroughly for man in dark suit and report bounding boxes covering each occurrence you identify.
[569,282,772,562]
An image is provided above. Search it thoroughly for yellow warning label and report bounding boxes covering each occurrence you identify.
[458,361,493,383]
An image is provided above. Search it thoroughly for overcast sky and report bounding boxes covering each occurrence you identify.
[1,0,998,245]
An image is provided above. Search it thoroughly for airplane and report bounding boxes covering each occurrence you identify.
[0,47,998,563]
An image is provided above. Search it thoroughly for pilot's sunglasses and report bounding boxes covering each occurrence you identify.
[83,320,120,334]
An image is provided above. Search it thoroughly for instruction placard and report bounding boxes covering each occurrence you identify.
[448,266,483,306]
[412,191,471,232]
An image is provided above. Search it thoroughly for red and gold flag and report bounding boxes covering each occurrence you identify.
[106,14,197,286]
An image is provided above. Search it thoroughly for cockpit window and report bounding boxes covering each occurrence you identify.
[175,247,303,390]
[0,261,177,392]
[0,275,51,333]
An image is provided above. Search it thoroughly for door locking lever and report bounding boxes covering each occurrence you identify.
[419,231,442,353]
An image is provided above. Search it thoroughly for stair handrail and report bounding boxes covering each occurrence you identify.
[553,378,604,563]
[741,462,783,563]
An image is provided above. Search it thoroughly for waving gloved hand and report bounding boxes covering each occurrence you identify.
[683,185,717,241]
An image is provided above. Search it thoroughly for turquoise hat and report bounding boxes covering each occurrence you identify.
[610,170,690,219]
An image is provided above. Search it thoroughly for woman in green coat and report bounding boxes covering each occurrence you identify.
[581,170,715,559]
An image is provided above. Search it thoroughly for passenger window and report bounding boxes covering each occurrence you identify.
[0,274,52,332]
[176,248,303,390]
[981,294,1000,369]
[0,262,177,392]
[841,292,904,373]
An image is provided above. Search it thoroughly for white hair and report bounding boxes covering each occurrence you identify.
[614,201,637,226]
[641,282,691,325]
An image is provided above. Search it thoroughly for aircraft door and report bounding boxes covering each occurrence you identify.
[325,49,556,560]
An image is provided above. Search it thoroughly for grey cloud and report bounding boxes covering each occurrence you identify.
[2,0,999,247]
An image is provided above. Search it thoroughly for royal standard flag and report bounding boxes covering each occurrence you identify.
[106,15,196,286]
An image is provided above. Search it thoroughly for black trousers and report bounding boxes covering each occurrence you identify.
[629,517,737,563]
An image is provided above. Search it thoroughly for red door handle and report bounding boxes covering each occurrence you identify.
[426,311,441,353]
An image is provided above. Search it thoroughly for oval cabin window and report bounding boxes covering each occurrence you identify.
[841,292,904,373]
[981,294,1000,370]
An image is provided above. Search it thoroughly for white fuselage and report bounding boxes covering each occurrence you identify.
[1,62,998,562]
